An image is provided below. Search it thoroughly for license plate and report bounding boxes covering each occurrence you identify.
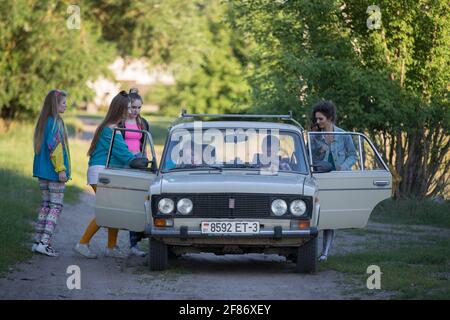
[201,221,260,234]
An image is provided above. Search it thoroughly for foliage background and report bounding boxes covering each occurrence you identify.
[0,0,448,198]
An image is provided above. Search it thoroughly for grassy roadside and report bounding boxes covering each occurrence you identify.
[322,237,450,299]
[0,114,168,274]
[0,120,89,274]
[321,209,450,299]
[371,197,450,228]
[319,193,450,299]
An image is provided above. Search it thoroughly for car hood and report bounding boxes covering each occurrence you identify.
[159,171,306,194]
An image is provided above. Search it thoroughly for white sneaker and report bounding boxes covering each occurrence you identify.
[105,246,127,259]
[35,242,59,257]
[73,243,97,259]
[130,246,146,257]
[318,254,328,262]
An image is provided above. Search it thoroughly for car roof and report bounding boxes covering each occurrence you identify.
[169,121,303,133]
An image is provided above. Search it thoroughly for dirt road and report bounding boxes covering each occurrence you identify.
[0,189,361,300]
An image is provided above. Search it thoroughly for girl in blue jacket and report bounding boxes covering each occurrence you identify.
[74,91,136,259]
[32,89,70,257]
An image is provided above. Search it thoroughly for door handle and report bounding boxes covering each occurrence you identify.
[373,180,389,187]
[99,177,110,184]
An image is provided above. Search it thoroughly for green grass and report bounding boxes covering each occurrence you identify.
[372,197,450,229]
[0,114,169,274]
[343,228,390,237]
[322,232,450,299]
[0,120,89,274]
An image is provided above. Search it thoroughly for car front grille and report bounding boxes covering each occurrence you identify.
[152,193,312,219]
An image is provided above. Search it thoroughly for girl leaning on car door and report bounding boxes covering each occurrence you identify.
[309,100,345,262]
[73,91,136,259]
[117,88,150,257]
[32,89,71,257]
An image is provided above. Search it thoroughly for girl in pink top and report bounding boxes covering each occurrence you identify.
[123,121,142,154]
[120,88,150,155]
[119,88,150,257]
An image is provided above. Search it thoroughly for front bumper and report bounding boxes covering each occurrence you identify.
[144,225,318,239]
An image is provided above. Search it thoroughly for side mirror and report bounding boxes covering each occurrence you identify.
[312,160,333,173]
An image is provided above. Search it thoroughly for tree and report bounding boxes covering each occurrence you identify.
[156,0,251,115]
[0,1,114,118]
[231,0,449,198]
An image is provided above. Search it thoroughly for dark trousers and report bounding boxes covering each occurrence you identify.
[129,231,145,248]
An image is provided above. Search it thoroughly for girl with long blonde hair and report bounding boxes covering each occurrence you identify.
[32,89,70,257]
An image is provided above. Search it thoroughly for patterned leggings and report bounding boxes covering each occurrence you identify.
[34,179,66,245]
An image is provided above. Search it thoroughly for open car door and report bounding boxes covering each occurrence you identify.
[307,132,392,229]
[95,128,158,232]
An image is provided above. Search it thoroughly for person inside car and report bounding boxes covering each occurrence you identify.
[253,135,292,171]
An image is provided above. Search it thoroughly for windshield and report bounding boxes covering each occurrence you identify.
[161,128,308,174]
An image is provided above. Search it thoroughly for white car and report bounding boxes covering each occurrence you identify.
[95,111,392,273]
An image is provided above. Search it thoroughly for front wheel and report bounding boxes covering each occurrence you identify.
[148,238,168,271]
[295,237,318,274]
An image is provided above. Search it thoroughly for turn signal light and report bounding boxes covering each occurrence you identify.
[154,218,173,227]
[298,221,310,229]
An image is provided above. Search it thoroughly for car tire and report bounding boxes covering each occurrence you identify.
[295,236,317,274]
[148,238,168,271]
[287,253,297,263]
[168,246,178,260]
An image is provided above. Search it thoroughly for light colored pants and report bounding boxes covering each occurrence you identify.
[35,179,65,245]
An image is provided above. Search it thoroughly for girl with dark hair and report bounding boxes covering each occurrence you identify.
[310,100,356,171]
[310,100,357,262]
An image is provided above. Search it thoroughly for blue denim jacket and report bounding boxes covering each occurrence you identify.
[310,125,357,171]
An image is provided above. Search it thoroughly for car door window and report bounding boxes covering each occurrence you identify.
[308,132,360,171]
[308,132,388,172]
[360,137,385,170]
[106,128,158,171]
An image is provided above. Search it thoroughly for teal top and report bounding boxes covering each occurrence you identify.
[327,151,336,171]
[89,127,135,167]
[33,116,71,181]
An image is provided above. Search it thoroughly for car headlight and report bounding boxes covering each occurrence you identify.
[177,198,193,215]
[271,199,287,216]
[158,198,174,214]
[290,200,307,216]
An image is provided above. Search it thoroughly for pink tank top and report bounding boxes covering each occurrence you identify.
[124,122,142,153]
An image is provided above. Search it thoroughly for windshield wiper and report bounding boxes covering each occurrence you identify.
[171,164,223,171]
[222,163,260,169]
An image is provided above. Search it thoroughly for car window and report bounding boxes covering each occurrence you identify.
[308,132,387,172]
[361,138,385,170]
[162,128,308,174]
[107,128,157,171]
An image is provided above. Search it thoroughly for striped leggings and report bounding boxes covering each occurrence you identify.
[34,179,66,245]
